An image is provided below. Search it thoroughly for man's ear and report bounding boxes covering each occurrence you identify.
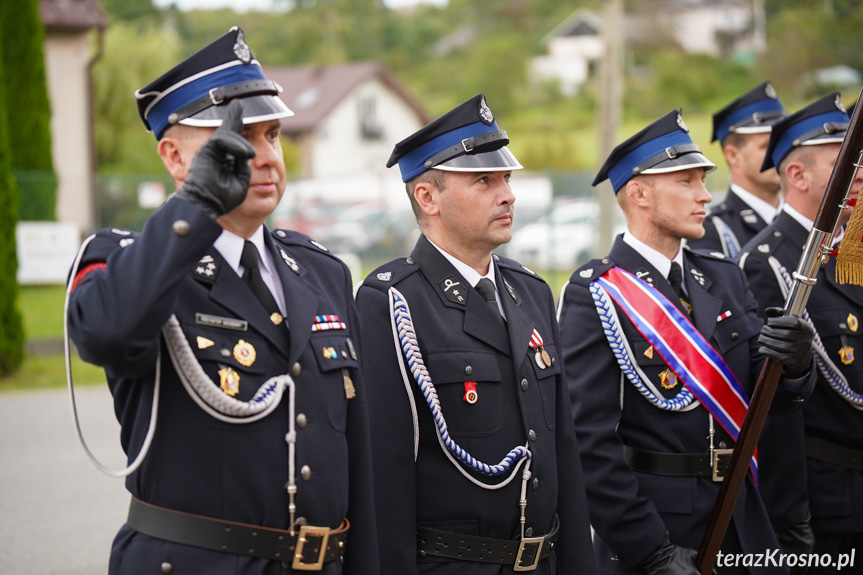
[784,161,807,193]
[158,136,190,184]
[413,180,440,217]
[723,144,742,169]
[625,177,650,208]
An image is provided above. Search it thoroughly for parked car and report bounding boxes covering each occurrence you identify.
[504,199,623,271]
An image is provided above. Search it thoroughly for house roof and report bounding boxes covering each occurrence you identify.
[264,61,431,135]
[540,9,602,46]
[40,0,107,31]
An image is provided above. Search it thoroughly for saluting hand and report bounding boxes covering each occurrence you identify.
[175,99,256,218]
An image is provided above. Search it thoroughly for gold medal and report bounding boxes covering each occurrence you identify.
[197,336,214,349]
[847,313,858,333]
[342,368,356,399]
[535,349,546,369]
[540,348,552,367]
[233,339,256,367]
[219,367,240,396]
[659,368,678,390]
[839,345,855,365]
[270,312,283,325]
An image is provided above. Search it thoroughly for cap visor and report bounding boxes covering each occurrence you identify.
[180,94,294,128]
[799,134,845,146]
[434,146,523,173]
[640,152,717,175]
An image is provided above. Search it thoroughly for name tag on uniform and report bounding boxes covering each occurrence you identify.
[195,313,248,331]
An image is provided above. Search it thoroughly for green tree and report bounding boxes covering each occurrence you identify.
[0,0,57,221]
[0,37,25,377]
[92,22,183,172]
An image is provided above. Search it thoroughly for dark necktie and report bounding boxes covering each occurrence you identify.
[241,241,282,320]
[668,262,692,315]
[475,278,505,328]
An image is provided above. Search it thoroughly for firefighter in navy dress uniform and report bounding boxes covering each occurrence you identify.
[354,94,596,574]
[557,110,816,574]
[688,83,788,257]
[737,94,863,573]
[66,28,379,575]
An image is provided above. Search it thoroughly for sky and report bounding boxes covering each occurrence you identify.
[153,0,447,12]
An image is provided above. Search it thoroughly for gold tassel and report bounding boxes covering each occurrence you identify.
[836,203,863,286]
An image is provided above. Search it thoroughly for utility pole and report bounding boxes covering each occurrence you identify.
[596,0,623,255]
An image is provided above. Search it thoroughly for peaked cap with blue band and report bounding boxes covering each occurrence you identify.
[594,110,716,194]
[761,92,849,172]
[386,94,523,183]
[135,27,294,140]
[712,82,787,143]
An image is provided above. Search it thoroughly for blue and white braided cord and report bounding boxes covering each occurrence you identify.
[590,282,698,411]
[773,262,863,409]
[390,288,531,477]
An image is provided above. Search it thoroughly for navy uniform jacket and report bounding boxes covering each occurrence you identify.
[739,211,863,534]
[688,189,769,257]
[355,235,596,575]
[67,197,379,575]
[558,236,812,574]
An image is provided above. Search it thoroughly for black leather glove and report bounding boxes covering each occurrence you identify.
[636,532,705,575]
[175,99,256,218]
[758,307,814,378]
[776,520,815,575]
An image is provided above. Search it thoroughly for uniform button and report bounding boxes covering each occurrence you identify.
[719,441,727,449]
[730,332,739,341]
[532,477,540,490]
[525,527,534,537]
[602,258,610,264]
[417,550,427,558]
[301,465,312,481]
[773,231,782,238]
[521,379,529,391]
[172,220,189,236]
[276,230,287,238]
[529,429,537,441]
[551,357,555,365]
[220,348,231,357]
[406,257,415,264]
[161,562,173,574]
[465,366,473,376]
[291,362,301,377]
[296,414,307,429]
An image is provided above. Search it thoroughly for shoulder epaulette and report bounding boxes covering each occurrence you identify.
[79,227,139,266]
[271,229,341,261]
[569,257,615,285]
[362,257,421,289]
[494,254,547,284]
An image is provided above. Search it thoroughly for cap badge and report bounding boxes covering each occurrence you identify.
[835,94,847,113]
[479,96,494,125]
[233,30,252,63]
[676,112,689,133]
[765,83,777,99]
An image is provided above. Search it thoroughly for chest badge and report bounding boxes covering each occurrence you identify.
[439,276,466,305]
[839,345,855,366]
[659,368,679,390]
[847,313,858,333]
[197,336,214,349]
[219,367,240,396]
[644,346,655,359]
[528,329,552,369]
[233,340,256,367]
[463,381,478,404]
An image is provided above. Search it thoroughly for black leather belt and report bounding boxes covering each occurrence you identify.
[623,444,732,482]
[805,435,863,472]
[127,497,348,571]
[416,514,559,572]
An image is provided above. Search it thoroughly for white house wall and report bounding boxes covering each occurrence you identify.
[310,78,425,178]
[43,31,95,233]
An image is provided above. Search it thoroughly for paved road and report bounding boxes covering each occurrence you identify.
[0,385,129,574]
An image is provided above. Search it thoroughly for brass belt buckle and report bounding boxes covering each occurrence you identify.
[292,525,330,571]
[513,536,544,571]
[712,448,733,482]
